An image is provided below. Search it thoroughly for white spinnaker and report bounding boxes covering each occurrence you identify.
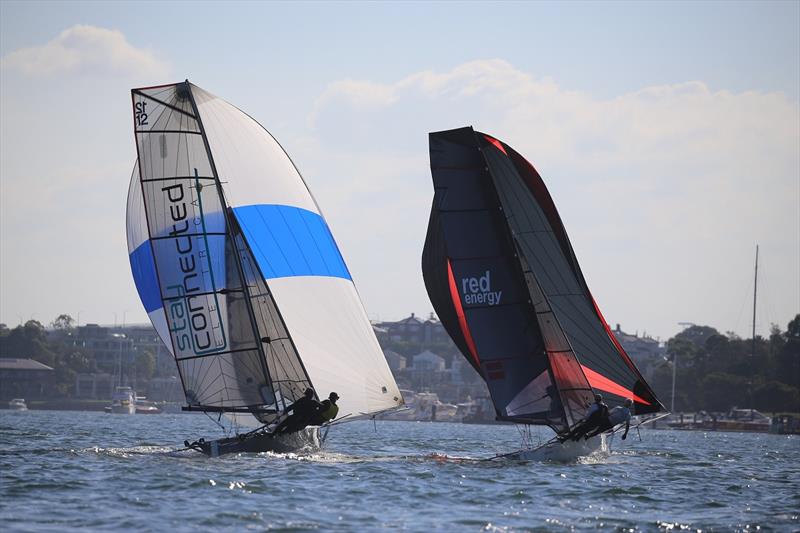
[270,278,403,416]
[192,85,317,213]
[192,83,403,418]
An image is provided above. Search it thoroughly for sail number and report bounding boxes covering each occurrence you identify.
[134,101,149,126]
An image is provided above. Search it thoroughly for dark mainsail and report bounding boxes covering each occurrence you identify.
[422,127,664,433]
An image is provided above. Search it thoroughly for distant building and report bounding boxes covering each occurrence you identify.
[373,313,451,345]
[117,325,172,377]
[411,350,446,371]
[74,372,114,399]
[146,376,184,402]
[383,349,406,372]
[612,324,665,380]
[0,358,55,399]
[449,356,468,384]
[67,324,136,375]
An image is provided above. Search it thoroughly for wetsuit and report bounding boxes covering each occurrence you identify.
[585,405,631,439]
[273,396,322,434]
[308,399,339,426]
[562,401,608,441]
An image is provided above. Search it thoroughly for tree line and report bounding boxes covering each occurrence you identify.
[1,312,797,411]
[648,315,800,413]
[0,314,156,397]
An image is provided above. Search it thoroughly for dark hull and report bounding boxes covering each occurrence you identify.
[188,427,320,457]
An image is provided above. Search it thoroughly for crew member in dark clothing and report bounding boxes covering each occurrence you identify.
[273,388,322,435]
[309,392,339,426]
[584,398,633,440]
[559,393,609,442]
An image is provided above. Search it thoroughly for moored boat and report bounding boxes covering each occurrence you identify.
[8,398,27,411]
[105,386,136,415]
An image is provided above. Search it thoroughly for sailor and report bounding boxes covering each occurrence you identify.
[273,388,322,435]
[559,393,609,442]
[585,398,633,440]
[309,392,340,426]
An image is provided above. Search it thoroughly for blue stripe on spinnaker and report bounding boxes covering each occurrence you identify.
[233,204,352,281]
[129,243,162,313]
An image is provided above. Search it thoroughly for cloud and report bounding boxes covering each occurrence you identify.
[305,59,799,337]
[0,24,168,78]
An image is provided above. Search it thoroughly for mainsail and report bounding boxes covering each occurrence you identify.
[126,81,402,428]
[422,127,663,433]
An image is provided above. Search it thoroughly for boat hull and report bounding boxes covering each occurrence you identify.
[499,434,606,462]
[191,427,321,457]
[105,403,136,415]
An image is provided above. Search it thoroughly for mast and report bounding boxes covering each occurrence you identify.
[752,244,759,358]
[182,81,280,407]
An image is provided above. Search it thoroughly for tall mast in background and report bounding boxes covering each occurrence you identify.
[752,244,759,357]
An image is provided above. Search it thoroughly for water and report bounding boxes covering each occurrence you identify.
[1,411,798,531]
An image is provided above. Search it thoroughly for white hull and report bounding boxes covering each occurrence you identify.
[500,434,606,462]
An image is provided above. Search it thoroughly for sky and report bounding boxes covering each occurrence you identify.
[0,0,798,342]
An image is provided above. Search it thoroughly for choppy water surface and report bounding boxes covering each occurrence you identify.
[0,410,797,531]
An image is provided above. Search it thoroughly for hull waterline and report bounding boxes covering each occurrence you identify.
[189,426,321,457]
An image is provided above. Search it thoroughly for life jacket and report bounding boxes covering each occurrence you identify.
[319,401,339,422]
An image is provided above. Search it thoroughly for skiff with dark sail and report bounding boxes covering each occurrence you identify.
[126,81,403,456]
[422,127,664,460]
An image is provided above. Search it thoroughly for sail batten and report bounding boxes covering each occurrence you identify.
[127,81,403,428]
[423,126,663,433]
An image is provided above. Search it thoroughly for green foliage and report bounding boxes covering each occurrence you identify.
[0,319,55,366]
[655,314,800,413]
[752,381,800,412]
[700,372,748,411]
[135,351,156,380]
[1,315,95,396]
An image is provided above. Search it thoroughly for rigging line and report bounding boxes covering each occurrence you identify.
[158,102,180,180]
[498,168,577,293]
[515,236,570,305]
[238,239,306,398]
[550,303,617,373]
[203,409,227,432]
[174,115,188,186]
[188,87,275,397]
[187,358,228,402]
[494,163,550,236]
[132,89,196,119]
[488,151,549,231]
[266,341,302,391]
[131,88,191,411]
[225,352,262,388]
[299,207,334,275]
[550,296,627,381]
[279,207,316,273]
[757,253,776,334]
[229,214,312,406]
[517,235,577,303]
[162,288,243,302]
[240,214,289,279]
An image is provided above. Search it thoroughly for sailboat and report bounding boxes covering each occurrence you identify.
[421,127,664,460]
[126,80,403,456]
